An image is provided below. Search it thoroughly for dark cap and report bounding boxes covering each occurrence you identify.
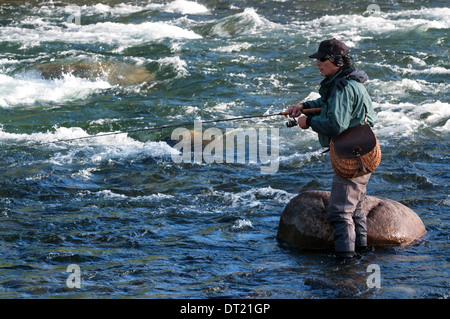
[309,38,349,59]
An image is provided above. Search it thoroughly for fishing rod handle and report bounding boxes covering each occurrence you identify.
[302,108,322,115]
[280,108,322,116]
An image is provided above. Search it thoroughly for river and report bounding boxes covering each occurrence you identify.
[0,0,448,299]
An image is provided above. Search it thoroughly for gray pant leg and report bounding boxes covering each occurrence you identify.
[328,173,371,253]
[353,200,367,248]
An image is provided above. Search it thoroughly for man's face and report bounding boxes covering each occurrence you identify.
[316,58,340,78]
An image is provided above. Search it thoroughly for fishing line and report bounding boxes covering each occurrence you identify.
[39,112,286,144]
[1,108,321,151]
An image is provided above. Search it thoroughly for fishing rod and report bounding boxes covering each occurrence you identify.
[2,108,321,150]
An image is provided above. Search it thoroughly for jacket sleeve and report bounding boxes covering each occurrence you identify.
[308,85,354,139]
[303,97,323,109]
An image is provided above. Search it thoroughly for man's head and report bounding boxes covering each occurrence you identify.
[309,38,351,78]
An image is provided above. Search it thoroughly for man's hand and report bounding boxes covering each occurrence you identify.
[285,103,304,118]
[298,116,309,129]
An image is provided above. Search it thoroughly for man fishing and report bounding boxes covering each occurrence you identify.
[285,38,376,260]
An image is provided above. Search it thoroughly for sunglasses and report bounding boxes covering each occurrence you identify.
[318,55,335,62]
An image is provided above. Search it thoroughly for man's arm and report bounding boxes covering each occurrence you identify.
[307,87,353,138]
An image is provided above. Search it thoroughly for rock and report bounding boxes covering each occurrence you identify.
[32,61,155,86]
[276,190,426,249]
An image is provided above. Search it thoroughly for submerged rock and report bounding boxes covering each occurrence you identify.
[277,190,426,249]
[32,61,155,86]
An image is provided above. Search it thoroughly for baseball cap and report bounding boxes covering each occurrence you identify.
[309,38,349,59]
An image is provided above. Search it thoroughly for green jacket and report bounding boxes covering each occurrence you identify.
[304,66,375,147]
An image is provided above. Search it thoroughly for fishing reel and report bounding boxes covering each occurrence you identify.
[285,118,298,128]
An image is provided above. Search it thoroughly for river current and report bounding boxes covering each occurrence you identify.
[0,0,448,299]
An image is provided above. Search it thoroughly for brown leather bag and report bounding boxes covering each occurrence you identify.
[329,123,381,178]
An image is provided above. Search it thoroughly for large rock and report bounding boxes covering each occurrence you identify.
[277,190,426,249]
[32,61,155,86]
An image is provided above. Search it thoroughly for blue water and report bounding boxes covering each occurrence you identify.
[0,0,448,299]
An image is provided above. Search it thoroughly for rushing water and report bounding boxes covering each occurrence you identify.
[0,0,448,299]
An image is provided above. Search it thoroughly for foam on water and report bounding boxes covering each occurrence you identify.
[155,56,189,78]
[231,219,253,230]
[204,8,280,37]
[212,42,252,53]
[368,78,449,100]
[0,72,111,107]
[388,7,450,20]
[1,20,201,50]
[0,125,179,165]
[34,0,210,18]
[216,186,292,208]
[299,7,450,44]
[374,100,450,137]
[371,63,450,78]
[0,55,191,107]
[148,0,210,15]
[436,119,450,132]
[82,189,176,202]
